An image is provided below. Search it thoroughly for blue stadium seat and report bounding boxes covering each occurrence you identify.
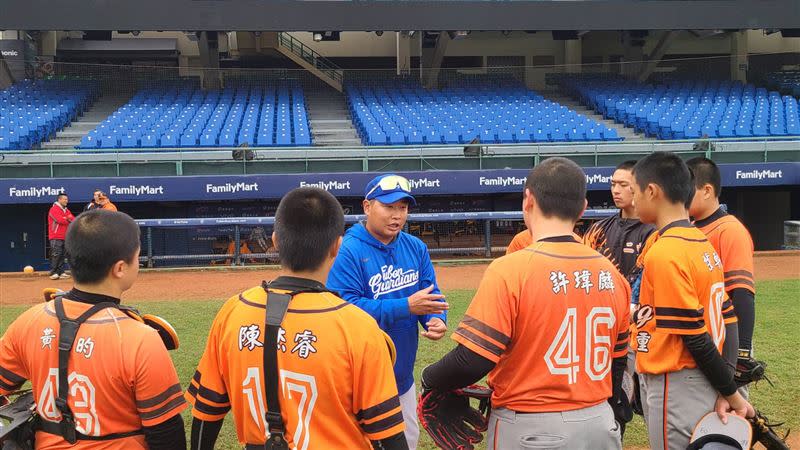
[140,135,158,148]
[160,134,178,147]
[200,133,217,147]
[121,135,139,148]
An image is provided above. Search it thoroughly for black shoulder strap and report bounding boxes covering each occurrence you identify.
[262,287,292,450]
[50,297,143,444]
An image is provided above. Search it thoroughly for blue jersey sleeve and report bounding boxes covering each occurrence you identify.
[416,241,447,329]
[327,244,411,329]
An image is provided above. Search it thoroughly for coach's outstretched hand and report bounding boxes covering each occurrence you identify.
[408,286,448,315]
[422,317,447,341]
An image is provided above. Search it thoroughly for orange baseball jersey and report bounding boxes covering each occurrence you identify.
[635,230,660,270]
[634,221,737,375]
[186,278,403,449]
[0,299,186,449]
[694,208,756,295]
[454,236,631,413]
[506,229,533,255]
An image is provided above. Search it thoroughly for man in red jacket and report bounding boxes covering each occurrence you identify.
[48,192,75,279]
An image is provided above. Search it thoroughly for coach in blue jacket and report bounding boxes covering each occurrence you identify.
[328,174,448,450]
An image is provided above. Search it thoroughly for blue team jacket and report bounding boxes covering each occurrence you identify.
[327,223,446,394]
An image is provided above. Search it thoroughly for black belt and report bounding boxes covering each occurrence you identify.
[38,419,143,441]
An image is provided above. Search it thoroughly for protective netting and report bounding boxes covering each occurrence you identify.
[137,211,610,268]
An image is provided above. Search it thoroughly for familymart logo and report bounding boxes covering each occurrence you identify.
[8,186,66,198]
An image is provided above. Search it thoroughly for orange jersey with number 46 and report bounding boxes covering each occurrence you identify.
[454,236,631,413]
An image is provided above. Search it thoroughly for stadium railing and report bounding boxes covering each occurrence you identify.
[134,209,616,268]
[3,136,799,178]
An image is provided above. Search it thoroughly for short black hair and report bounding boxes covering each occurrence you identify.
[274,187,345,272]
[65,209,141,284]
[57,192,68,199]
[633,152,693,205]
[616,160,638,172]
[525,157,586,222]
[686,157,721,198]
[685,166,696,210]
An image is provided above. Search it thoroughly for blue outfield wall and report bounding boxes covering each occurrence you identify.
[0,162,797,204]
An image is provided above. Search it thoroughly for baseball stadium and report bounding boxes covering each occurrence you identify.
[0,1,799,449]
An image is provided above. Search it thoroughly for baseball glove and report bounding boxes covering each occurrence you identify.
[750,410,790,450]
[42,288,64,302]
[418,385,492,450]
[0,390,37,450]
[735,350,770,387]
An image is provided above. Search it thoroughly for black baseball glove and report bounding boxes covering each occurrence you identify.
[735,349,770,387]
[750,410,790,450]
[0,390,37,450]
[417,385,492,450]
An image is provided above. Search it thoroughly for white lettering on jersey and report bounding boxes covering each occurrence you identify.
[368,265,420,299]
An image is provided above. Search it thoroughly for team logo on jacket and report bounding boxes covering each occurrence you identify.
[634,305,654,328]
[369,265,419,299]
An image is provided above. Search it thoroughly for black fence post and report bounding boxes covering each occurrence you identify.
[234,225,241,266]
[484,219,492,258]
[146,227,153,268]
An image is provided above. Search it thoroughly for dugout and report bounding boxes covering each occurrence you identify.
[1,184,797,272]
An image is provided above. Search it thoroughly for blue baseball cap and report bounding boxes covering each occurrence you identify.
[364,174,416,206]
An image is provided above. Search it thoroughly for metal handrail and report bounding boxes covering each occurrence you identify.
[3,136,798,156]
[1,137,797,178]
[276,32,343,84]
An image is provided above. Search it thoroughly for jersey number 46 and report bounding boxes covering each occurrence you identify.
[544,307,616,385]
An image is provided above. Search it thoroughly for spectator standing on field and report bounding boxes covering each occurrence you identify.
[48,192,75,279]
[83,189,104,213]
[98,192,118,211]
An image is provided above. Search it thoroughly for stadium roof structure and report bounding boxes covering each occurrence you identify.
[2,0,799,32]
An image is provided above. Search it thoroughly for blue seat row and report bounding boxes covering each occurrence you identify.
[0,79,100,150]
[346,78,623,146]
[555,75,800,140]
[78,82,312,150]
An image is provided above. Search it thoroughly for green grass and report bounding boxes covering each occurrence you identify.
[1,279,797,449]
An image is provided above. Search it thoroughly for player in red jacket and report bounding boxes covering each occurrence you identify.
[48,193,75,279]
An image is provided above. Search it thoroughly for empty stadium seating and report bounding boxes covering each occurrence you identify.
[346,78,624,146]
[78,82,312,150]
[557,75,800,139]
[0,79,100,150]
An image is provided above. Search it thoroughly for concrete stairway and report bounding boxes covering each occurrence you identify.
[305,88,363,147]
[541,91,646,142]
[41,95,131,150]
